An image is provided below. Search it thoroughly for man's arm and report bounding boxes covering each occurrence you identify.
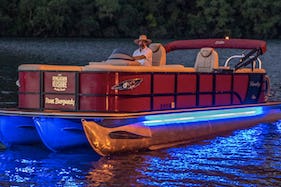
[133,55,146,60]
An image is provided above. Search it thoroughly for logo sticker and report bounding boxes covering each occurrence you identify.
[215,40,225,45]
[52,74,67,91]
[111,78,143,90]
[250,81,261,88]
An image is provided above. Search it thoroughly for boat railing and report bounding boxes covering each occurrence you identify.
[234,48,263,71]
[224,54,262,69]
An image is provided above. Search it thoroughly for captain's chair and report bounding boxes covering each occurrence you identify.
[194,48,218,72]
[149,43,166,66]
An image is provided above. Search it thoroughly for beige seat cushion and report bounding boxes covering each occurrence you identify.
[194,48,219,72]
[149,43,166,66]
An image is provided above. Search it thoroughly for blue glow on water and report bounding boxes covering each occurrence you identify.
[133,122,281,186]
[2,109,281,186]
[0,145,99,186]
[1,118,281,186]
[144,106,264,126]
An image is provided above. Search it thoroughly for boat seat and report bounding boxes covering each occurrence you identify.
[194,48,218,72]
[149,43,166,66]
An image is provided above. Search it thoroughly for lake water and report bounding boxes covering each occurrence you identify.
[0,38,281,186]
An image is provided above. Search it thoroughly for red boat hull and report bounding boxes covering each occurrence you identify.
[18,65,267,112]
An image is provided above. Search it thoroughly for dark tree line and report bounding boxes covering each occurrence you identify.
[0,0,280,39]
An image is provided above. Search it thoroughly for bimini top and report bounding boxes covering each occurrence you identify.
[164,39,267,54]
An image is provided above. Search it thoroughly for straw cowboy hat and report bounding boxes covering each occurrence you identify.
[134,35,152,44]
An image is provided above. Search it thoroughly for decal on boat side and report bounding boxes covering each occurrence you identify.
[111,78,143,90]
[52,74,68,91]
[215,40,225,45]
[45,97,75,106]
[250,81,261,88]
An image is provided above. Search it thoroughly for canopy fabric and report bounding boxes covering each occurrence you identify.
[164,39,267,54]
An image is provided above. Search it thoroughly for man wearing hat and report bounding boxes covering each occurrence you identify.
[133,35,153,66]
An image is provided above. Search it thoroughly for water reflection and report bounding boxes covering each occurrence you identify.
[87,154,146,186]
[0,145,99,186]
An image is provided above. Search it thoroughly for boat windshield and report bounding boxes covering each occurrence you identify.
[107,48,134,61]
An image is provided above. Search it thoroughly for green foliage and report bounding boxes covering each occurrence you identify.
[0,0,280,39]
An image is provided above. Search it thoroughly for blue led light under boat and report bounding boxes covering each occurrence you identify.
[143,107,264,127]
